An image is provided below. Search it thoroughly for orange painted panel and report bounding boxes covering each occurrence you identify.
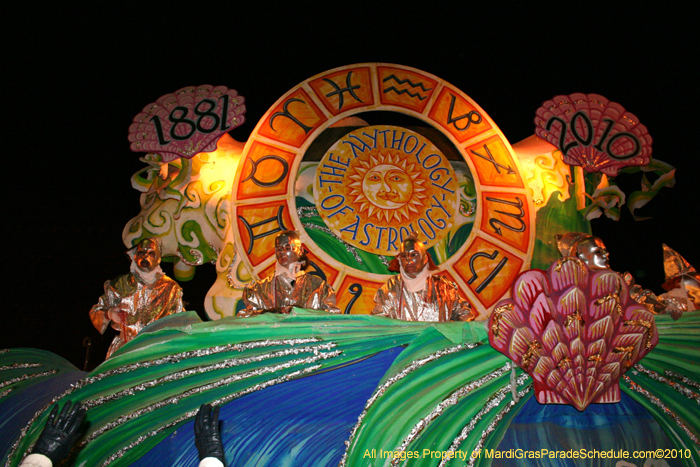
[304,251,340,287]
[236,142,296,200]
[464,135,524,188]
[452,236,524,309]
[377,66,438,113]
[308,67,374,116]
[257,88,327,148]
[429,87,492,143]
[236,200,294,267]
[335,274,386,315]
[480,191,531,253]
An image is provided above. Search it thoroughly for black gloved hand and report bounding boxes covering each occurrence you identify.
[194,404,224,462]
[31,401,86,464]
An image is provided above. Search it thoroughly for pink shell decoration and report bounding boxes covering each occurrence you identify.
[129,85,246,162]
[534,93,652,176]
[488,258,658,411]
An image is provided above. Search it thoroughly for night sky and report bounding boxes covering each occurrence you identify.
[4,4,697,369]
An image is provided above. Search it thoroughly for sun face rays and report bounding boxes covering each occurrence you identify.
[347,152,427,223]
[314,124,460,255]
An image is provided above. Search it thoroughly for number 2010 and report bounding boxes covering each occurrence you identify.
[546,112,641,161]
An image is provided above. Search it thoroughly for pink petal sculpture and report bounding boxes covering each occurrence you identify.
[488,257,658,411]
[534,93,652,176]
[129,85,245,162]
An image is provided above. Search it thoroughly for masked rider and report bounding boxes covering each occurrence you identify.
[89,238,184,358]
[372,233,475,322]
[659,244,699,316]
[240,231,340,316]
[556,232,685,319]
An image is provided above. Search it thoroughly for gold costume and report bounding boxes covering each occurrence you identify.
[240,272,340,317]
[90,273,184,358]
[372,274,475,322]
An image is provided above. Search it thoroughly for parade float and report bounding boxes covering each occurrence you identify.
[1,64,697,467]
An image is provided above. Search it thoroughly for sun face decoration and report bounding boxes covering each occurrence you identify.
[348,153,426,222]
[314,125,459,256]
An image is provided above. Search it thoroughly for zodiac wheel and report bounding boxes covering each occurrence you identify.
[230,63,534,318]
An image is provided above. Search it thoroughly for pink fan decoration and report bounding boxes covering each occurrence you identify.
[129,85,246,162]
[488,258,658,411]
[534,93,652,176]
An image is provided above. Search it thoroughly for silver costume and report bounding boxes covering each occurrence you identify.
[372,274,475,322]
[240,271,340,317]
[90,272,184,358]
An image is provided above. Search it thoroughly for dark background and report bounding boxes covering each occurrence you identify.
[3,4,698,370]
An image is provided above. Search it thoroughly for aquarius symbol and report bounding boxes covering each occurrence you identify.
[382,74,432,100]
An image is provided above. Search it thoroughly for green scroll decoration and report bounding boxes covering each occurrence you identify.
[578,159,676,222]
[122,134,244,280]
